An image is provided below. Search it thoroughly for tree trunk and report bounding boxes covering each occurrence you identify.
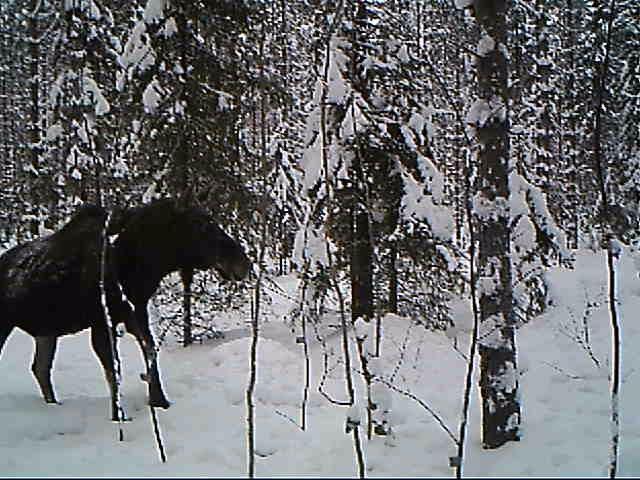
[591,1,621,475]
[27,0,41,236]
[471,0,521,449]
[181,268,193,347]
[349,1,373,326]
[351,206,374,323]
[388,242,398,314]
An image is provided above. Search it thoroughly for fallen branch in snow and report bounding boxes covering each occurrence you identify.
[344,357,458,446]
[556,324,602,370]
[389,322,413,384]
[559,295,603,369]
[540,361,584,381]
[374,376,458,445]
[274,408,304,430]
[622,367,636,383]
[311,315,352,406]
[451,343,469,362]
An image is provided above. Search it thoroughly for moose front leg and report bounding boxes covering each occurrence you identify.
[133,303,170,410]
[32,336,59,404]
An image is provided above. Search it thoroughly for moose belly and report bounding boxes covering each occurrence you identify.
[8,294,97,337]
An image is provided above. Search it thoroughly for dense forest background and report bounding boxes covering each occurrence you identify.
[0,0,639,476]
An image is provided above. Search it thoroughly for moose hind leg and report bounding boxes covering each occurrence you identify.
[32,336,59,404]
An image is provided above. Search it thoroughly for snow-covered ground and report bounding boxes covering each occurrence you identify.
[0,249,639,477]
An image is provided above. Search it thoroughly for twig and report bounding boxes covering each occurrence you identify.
[590,0,622,472]
[300,296,311,430]
[352,425,366,479]
[541,361,584,380]
[148,382,167,463]
[558,291,605,370]
[455,98,481,477]
[295,231,313,430]
[98,212,125,442]
[354,330,374,440]
[247,188,269,479]
[375,376,458,445]
[312,320,352,406]
[389,322,413,384]
[246,248,264,478]
[342,359,457,446]
[452,343,469,362]
[275,409,303,430]
[556,317,601,369]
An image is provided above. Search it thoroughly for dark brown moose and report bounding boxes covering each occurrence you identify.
[0,199,251,419]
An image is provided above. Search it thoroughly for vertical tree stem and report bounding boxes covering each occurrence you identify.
[591,1,621,476]
[455,148,481,478]
[98,212,125,441]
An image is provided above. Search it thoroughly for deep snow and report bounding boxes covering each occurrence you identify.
[0,249,639,477]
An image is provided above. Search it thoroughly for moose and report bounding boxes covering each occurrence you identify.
[0,199,251,420]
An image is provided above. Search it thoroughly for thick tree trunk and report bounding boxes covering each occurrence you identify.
[471,0,521,449]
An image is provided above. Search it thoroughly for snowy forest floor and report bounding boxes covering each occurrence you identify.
[0,249,639,477]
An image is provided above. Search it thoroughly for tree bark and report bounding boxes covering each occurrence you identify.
[351,206,374,323]
[471,0,521,449]
[388,242,398,314]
